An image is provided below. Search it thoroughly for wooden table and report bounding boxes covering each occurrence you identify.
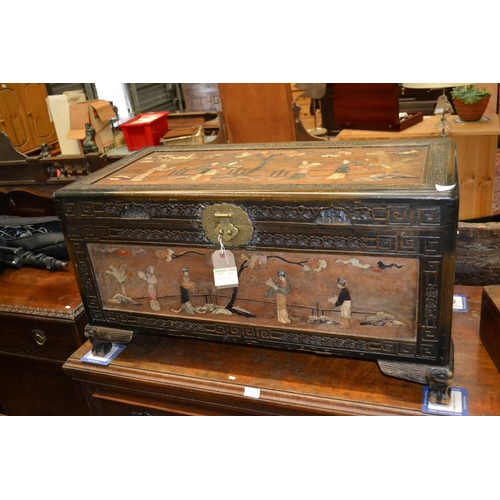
[63,285,500,416]
[336,114,500,221]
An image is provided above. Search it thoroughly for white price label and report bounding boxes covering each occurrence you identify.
[213,266,239,288]
[212,249,239,289]
[244,387,261,399]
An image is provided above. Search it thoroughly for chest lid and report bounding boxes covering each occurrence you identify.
[55,139,457,202]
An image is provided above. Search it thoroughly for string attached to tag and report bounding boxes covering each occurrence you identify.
[218,234,227,259]
[212,235,239,289]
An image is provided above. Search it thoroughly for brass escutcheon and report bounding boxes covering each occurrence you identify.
[202,203,253,247]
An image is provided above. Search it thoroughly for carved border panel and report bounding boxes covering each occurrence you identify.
[62,200,444,228]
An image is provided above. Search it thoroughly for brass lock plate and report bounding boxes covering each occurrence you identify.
[202,203,253,247]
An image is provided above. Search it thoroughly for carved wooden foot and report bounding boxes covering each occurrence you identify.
[378,342,454,405]
[84,325,136,356]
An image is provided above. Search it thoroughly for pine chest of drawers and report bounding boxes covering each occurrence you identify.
[54,139,459,403]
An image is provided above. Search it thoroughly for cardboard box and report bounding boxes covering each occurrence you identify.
[67,100,117,153]
[64,90,87,105]
[46,95,83,155]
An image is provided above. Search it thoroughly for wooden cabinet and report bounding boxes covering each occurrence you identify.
[0,264,90,415]
[181,84,221,113]
[480,285,500,372]
[0,83,57,153]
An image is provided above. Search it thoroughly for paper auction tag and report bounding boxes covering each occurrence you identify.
[212,249,239,289]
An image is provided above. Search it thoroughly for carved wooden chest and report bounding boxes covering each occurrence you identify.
[54,139,459,402]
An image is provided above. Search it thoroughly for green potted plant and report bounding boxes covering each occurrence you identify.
[451,85,491,121]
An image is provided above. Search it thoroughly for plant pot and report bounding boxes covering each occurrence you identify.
[453,97,490,122]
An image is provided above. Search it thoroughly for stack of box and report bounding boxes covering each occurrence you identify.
[46,91,117,155]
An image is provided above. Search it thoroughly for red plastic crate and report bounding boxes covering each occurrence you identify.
[120,112,170,151]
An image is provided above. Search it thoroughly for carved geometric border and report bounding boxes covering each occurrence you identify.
[73,224,429,256]
[0,303,84,320]
[64,200,446,230]
[90,308,426,360]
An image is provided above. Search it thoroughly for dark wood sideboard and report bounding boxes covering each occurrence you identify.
[0,264,90,415]
[63,285,500,416]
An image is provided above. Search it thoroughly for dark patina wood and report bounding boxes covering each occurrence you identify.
[456,222,500,286]
[0,263,90,415]
[55,139,459,401]
[1,131,112,217]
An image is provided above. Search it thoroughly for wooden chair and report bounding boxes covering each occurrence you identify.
[217,83,327,144]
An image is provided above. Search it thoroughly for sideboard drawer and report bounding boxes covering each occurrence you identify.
[0,264,90,415]
[83,384,277,416]
[0,312,87,361]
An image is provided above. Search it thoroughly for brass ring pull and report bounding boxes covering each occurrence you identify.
[33,330,47,346]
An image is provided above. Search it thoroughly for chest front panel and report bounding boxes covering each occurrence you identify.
[55,140,458,365]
